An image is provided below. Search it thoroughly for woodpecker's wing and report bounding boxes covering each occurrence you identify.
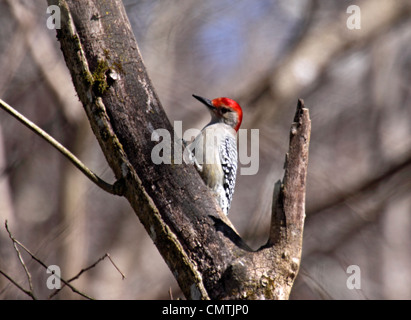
[219,135,238,212]
[184,134,203,172]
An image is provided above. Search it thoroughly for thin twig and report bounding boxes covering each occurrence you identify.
[70,253,125,281]
[48,253,125,299]
[0,98,122,196]
[106,253,126,280]
[5,221,34,295]
[0,269,36,300]
[3,221,94,300]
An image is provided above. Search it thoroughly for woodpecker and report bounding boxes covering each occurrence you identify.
[186,94,243,215]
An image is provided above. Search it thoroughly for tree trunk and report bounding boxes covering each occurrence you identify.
[48,0,310,300]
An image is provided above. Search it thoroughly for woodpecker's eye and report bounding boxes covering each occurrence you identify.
[220,107,229,114]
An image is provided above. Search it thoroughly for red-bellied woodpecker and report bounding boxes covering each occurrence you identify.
[186,94,243,215]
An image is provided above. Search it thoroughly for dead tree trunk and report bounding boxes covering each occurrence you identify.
[48,0,311,299]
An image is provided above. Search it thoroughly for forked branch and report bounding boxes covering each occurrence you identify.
[0,0,310,299]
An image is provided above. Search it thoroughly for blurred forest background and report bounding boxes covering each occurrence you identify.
[0,0,411,299]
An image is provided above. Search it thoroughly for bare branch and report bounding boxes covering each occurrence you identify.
[48,253,125,299]
[2,221,125,299]
[5,220,34,295]
[0,269,36,300]
[3,220,93,300]
[106,253,126,280]
[0,98,122,196]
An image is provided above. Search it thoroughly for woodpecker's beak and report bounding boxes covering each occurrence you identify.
[192,94,215,110]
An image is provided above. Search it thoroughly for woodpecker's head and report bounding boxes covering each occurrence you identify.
[192,94,243,132]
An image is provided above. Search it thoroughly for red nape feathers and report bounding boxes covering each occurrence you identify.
[211,97,243,132]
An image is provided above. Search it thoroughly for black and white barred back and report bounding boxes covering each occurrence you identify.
[219,135,238,215]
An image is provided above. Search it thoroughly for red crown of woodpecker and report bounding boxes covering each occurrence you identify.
[192,95,243,132]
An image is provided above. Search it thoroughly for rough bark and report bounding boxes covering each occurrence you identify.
[47,0,310,299]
